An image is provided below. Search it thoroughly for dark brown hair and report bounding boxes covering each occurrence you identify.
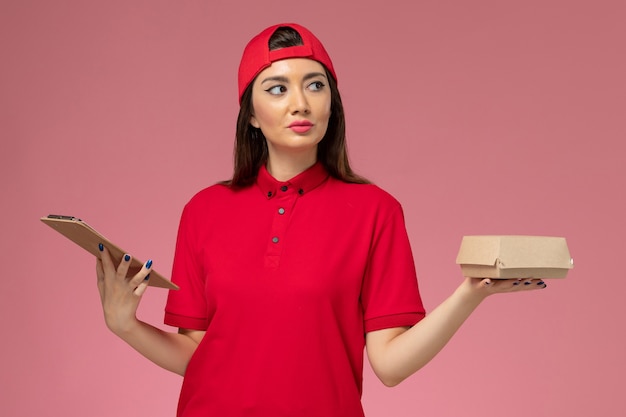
[223,27,369,187]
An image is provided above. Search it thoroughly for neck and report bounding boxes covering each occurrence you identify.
[266,149,317,181]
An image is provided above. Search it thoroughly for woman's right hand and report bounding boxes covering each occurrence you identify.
[96,244,153,336]
[94,245,200,375]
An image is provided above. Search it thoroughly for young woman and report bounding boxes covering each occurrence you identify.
[96,23,547,417]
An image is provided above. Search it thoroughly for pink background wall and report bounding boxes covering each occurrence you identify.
[1,0,624,416]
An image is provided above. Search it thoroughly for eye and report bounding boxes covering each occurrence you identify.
[308,81,326,91]
[265,85,287,95]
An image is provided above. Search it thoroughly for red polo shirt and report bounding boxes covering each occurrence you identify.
[165,162,425,417]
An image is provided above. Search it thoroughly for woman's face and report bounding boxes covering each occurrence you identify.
[250,58,331,161]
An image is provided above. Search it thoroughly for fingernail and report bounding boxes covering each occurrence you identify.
[146,259,153,269]
[144,273,150,281]
[98,243,104,252]
[124,254,131,262]
[513,281,521,286]
[542,283,548,289]
[537,281,545,286]
[524,281,532,286]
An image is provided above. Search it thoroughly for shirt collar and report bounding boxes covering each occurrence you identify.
[256,161,329,199]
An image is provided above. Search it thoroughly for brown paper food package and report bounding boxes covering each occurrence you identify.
[456,235,573,279]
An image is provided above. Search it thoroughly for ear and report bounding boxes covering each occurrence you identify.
[250,114,260,129]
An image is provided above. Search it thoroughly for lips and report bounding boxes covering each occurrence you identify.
[288,120,313,133]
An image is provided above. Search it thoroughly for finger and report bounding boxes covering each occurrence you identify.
[98,244,116,276]
[509,278,546,291]
[134,276,150,297]
[116,253,133,280]
[498,278,523,291]
[128,259,153,290]
[487,278,524,292]
[527,279,547,290]
[484,278,516,291]
[96,258,104,294]
[467,277,488,288]
[96,258,104,281]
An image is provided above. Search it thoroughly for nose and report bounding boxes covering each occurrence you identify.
[289,88,310,114]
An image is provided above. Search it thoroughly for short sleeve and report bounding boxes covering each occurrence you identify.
[361,202,425,333]
[164,202,209,330]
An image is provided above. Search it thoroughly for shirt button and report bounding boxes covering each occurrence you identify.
[280,185,288,192]
[278,208,285,215]
[272,237,279,243]
[267,191,273,198]
[298,189,304,195]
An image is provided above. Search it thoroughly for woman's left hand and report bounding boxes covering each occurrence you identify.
[465,276,547,298]
[366,276,549,386]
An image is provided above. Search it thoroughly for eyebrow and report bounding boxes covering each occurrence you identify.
[260,72,327,85]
